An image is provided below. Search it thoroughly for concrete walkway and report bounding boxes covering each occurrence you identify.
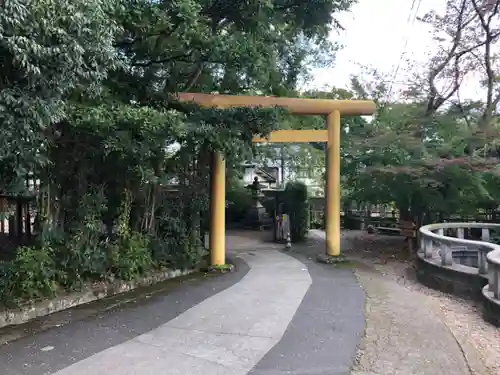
[51,251,311,375]
[0,230,482,375]
[0,232,365,375]
[234,233,366,375]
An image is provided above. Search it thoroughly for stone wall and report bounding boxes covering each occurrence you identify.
[0,268,194,329]
[483,296,500,326]
[452,250,478,268]
[418,222,500,328]
[416,256,488,301]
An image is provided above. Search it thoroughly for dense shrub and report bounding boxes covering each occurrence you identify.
[0,191,208,305]
[262,195,278,217]
[226,182,253,223]
[0,246,57,305]
[284,182,309,242]
[107,232,153,281]
[149,233,206,269]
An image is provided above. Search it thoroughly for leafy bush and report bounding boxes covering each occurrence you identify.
[226,183,253,223]
[54,232,109,289]
[108,232,153,281]
[150,233,206,269]
[0,229,164,305]
[152,201,207,268]
[0,246,57,304]
[262,196,277,217]
[284,182,309,242]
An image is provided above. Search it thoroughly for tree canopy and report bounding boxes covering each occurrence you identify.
[0,0,355,303]
[338,0,500,225]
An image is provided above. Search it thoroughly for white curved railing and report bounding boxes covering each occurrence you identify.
[419,222,500,304]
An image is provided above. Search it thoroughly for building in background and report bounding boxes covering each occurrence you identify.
[241,163,280,189]
[240,162,324,196]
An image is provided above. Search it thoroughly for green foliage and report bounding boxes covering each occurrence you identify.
[54,230,109,289]
[0,0,355,304]
[226,178,253,223]
[0,246,57,304]
[284,182,309,242]
[149,232,206,269]
[261,196,278,218]
[48,192,109,288]
[337,70,500,225]
[107,232,153,281]
[0,0,121,189]
[111,0,351,97]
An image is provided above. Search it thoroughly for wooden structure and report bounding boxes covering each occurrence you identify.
[399,220,417,239]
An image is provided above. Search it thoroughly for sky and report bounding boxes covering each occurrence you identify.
[308,0,484,101]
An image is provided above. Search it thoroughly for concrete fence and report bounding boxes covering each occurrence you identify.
[417,222,500,326]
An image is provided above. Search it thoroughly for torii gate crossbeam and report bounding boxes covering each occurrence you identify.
[176,93,376,265]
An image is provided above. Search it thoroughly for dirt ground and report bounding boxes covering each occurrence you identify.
[341,230,500,375]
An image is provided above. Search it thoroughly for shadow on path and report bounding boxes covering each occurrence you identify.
[248,243,365,375]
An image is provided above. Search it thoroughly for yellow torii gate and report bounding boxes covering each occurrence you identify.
[176,93,376,265]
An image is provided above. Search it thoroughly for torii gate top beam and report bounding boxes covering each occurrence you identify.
[176,93,374,263]
[176,93,376,117]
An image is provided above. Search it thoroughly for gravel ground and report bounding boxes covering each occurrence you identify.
[351,266,471,375]
[342,231,500,375]
[370,260,500,375]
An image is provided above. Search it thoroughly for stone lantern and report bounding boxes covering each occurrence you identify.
[244,177,268,229]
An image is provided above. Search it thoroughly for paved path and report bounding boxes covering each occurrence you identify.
[0,230,482,375]
[0,232,365,375]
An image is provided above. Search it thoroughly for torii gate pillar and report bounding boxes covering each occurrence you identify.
[210,151,226,266]
[326,110,341,256]
[175,93,376,265]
